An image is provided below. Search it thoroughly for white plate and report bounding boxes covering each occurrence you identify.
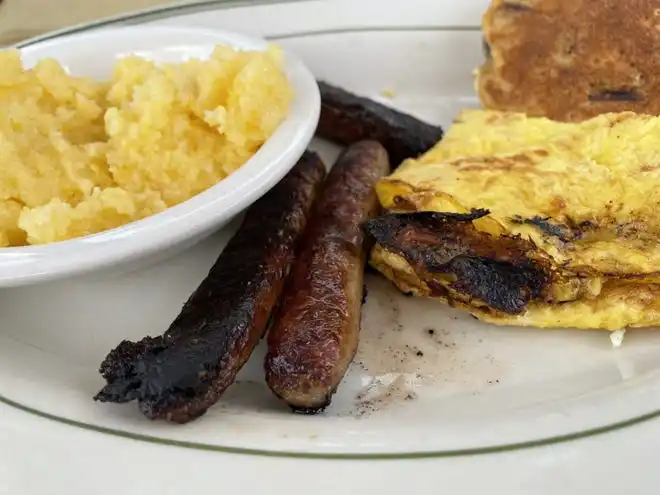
[4,0,660,493]
[0,25,318,287]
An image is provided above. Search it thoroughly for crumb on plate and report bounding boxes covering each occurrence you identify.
[380,87,397,98]
[610,329,626,348]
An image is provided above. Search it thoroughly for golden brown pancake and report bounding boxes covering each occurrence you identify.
[477,0,660,122]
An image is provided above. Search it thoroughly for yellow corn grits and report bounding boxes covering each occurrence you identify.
[0,45,292,246]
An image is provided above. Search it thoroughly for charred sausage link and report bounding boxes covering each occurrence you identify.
[94,152,327,423]
[265,141,390,412]
[316,81,444,167]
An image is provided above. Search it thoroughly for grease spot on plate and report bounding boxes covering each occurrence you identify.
[356,275,502,387]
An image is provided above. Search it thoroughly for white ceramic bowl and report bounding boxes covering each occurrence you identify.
[0,26,320,287]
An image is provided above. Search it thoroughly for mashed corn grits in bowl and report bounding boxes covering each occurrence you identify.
[3,43,291,246]
[0,26,320,286]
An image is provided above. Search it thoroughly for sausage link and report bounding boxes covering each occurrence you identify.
[265,141,390,412]
[95,151,327,423]
[316,81,444,168]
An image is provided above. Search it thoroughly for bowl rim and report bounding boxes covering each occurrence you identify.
[0,25,320,286]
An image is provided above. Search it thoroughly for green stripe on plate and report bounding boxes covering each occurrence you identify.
[13,0,480,48]
[3,392,660,460]
[14,0,309,48]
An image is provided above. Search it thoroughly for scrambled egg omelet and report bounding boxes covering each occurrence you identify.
[366,110,660,330]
